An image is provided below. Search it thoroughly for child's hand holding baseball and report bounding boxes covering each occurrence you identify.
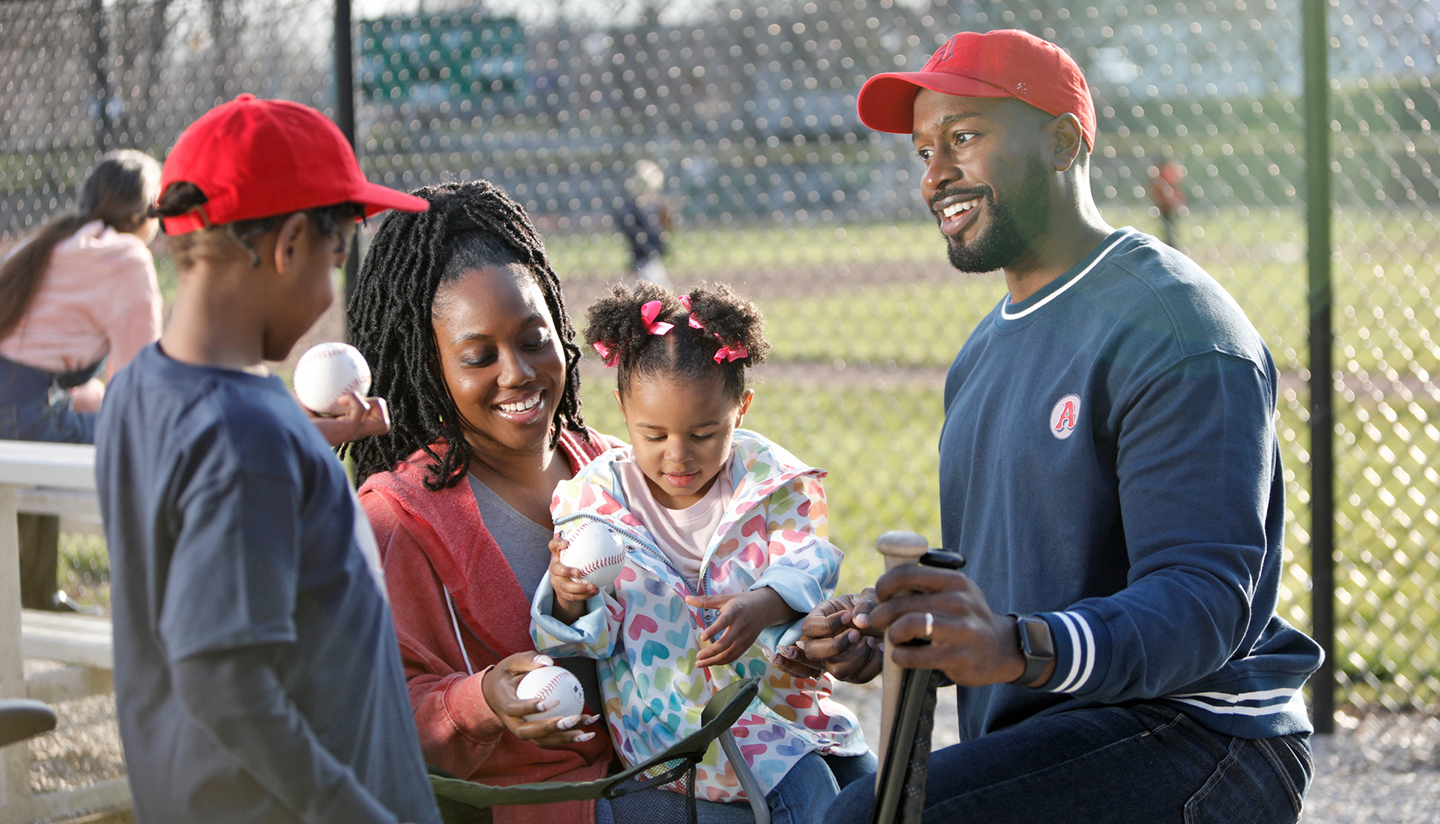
[548,536,598,624]
[306,391,390,446]
[686,587,802,668]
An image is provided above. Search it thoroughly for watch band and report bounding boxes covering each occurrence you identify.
[1008,613,1055,687]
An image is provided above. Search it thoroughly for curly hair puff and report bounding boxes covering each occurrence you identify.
[584,280,768,403]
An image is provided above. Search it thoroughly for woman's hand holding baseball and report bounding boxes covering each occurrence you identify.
[480,652,600,749]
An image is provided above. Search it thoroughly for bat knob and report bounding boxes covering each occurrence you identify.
[876,531,929,564]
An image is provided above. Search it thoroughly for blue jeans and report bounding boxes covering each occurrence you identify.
[824,703,1311,824]
[687,752,880,824]
[0,354,95,444]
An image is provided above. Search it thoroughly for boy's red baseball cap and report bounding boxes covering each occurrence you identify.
[159,94,427,234]
[856,29,1096,150]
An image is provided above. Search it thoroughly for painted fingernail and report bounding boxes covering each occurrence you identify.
[558,715,580,730]
[577,732,595,742]
[540,700,559,712]
[535,655,554,666]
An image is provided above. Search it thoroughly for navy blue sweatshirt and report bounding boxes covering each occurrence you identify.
[939,228,1321,741]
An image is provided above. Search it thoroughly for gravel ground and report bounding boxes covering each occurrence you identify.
[20,661,1438,823]
[828,678,1440,823]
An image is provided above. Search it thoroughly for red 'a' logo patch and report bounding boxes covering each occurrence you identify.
[1050,394,1081,440]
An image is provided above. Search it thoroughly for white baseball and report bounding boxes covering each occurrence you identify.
[517,665,586,721]
[293,342,372,416]
[560,522,626,589]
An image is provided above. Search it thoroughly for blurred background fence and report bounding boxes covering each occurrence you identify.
[3,0,1438,730]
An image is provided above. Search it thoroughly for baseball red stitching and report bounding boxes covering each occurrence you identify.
[530,674,559,701]
[564,528,624,578]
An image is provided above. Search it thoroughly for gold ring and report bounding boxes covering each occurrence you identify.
[924,612,934,639]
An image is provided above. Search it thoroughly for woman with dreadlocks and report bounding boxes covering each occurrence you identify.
[344,180,627,824]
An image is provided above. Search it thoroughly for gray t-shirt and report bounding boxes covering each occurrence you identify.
[96,344,440,824]
[468,474,604,714]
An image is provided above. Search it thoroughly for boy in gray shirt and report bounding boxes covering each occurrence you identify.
[96,94,439,824]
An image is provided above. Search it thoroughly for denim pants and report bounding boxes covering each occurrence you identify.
[600,752,879,824]
[0,354,96,444]
[823,703,1311,824]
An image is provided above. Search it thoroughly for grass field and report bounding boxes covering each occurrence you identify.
[64,205,1440,710]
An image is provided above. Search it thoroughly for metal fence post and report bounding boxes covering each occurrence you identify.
[334,0,359,308]
[1304,0,1335,735]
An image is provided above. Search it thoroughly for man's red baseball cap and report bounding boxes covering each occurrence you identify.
[159,94,428,234]
[857,29,1096,150]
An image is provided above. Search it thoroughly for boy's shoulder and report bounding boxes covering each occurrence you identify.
[103,345,324,481]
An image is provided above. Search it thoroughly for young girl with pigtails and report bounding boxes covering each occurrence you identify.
[530,281,872,824]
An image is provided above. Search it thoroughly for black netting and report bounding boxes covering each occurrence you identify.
[606,757,697,824]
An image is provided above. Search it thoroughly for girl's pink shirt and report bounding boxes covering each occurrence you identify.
[0,220,162,378]
[615,451,734,588]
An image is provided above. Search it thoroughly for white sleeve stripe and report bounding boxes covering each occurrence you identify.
[1051,612,1085,693]
[1073,612,1096,691]
[1171,688,1299,704]
[1167,697,1297,717]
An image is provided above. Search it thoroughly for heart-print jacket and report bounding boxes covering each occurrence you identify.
[531,429,867,803]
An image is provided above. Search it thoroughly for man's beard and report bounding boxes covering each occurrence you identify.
[943,156,1052,273]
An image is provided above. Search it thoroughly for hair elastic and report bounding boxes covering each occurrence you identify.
[678,294,746,362]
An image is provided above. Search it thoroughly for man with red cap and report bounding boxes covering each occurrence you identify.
[785,30,1321,823]
[96,95,440,824]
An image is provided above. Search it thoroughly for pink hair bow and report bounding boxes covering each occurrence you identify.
[641,300,673,336]
[679,295,705,330]
[592,341,618,367]
[714,342,749,363]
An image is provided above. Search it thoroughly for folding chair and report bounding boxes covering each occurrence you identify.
[430,676,770,824]
[0,698,56,749]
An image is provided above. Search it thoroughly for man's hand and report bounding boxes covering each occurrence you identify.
[480,652,601,749]
[782,591,885,683]
[868,565,1035,687]
[547,536,598,624]
[686,588,800,668]
[306,392,390,446]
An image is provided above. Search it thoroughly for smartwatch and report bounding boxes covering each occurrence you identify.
[1008,614,1055,687]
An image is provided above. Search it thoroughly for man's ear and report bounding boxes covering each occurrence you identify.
[1047,113,1086,174]
[271,212,311,275]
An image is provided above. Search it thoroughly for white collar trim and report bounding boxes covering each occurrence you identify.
[1000,234,1128,321]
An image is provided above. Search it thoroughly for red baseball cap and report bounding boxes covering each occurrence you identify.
[857,29,1096,150]
[159,94,427,234]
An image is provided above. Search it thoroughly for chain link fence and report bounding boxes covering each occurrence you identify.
[4,0,1438,726]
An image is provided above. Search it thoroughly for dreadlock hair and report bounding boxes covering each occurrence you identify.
[0,150,160,341]
[342,179,586,490]
[586,280,768,404]
[151,182,362,269]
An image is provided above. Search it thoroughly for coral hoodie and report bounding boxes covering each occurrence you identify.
[359,430,621,824]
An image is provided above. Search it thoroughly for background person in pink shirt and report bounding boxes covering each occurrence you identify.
[0,149,162,610]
